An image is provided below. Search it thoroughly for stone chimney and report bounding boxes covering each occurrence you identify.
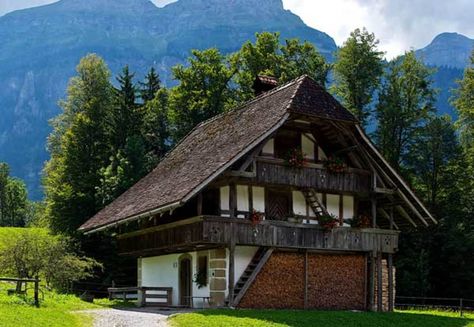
[252,75,278,96]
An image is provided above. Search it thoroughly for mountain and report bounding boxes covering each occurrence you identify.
[0,0,337,199]
[415,32,474,117]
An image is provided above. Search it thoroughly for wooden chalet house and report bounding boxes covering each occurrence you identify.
[79,75,436,311]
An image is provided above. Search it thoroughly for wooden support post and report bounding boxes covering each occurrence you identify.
[377,253,383,312]
[228,223,236,307]
[389,205,394,230]
[304,250,308,309]
[388,254,394,312]
[368,252,375,311]
[229,184,237,219]
[34,278,39,308]
[371,197,377,228]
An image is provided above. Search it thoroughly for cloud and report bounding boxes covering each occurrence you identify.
[0,0,56,16]
[283,0,474,59]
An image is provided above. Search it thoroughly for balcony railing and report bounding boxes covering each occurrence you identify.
[255,157,370,193]
[118,216,398,256]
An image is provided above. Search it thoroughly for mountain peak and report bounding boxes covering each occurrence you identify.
[431,32,473,46]
[54,0,157,12]
[417,32,473,69]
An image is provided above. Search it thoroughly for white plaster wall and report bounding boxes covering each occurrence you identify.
[302,134,315,160]
[318,146,327,160]
[292,190,306,216]
[220,186,230,217]
[326,194,340,218]
[262,138,274,155]
[342,195,354,226]
[343,195,354,219]
[236,185,249,217]
[140,251,211,306]
[252,186,265,213]
[233,246,259,287]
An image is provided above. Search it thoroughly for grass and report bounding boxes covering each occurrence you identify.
[0,282,126,327]
[169,309,474,327]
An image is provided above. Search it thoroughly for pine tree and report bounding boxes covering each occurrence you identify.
[142,88,171,169]
[112,65,141,150]
[140,67,161,104]
[333,28,384,127]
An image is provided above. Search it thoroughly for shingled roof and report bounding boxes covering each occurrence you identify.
[79,76,357,232]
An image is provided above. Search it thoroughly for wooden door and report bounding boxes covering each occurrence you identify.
[266,189,290,220]
[179,256,192,306]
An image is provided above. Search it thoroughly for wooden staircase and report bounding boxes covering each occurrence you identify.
[230,247,274,307]
[301,188,330,218]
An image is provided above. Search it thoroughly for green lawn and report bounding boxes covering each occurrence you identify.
[0,282,123,327]
[169,309,474,327]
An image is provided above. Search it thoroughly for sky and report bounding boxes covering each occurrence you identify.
[1,0,473,59]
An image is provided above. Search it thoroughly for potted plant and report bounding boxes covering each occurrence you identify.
[284,148,307,169]
[323,156,347,173]
[193,269,208,289]
[350,214,371,228]
[318,214,339,230]
[250,209,264,225]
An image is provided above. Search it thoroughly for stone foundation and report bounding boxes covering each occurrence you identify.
[209,248,227,306]
[374,259,396,311]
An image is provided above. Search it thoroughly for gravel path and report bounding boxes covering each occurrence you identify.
[80,308,175,327]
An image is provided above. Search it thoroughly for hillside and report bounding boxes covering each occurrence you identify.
[0,0,336,199]
[416,32,474,117]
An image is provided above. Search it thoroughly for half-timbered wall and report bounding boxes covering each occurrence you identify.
[219,184,355,225]
[262,128,327,161]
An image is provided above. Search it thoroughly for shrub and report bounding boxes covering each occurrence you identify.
[0,229,101,292]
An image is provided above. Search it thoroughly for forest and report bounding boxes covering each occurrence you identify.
[0,29,473,299]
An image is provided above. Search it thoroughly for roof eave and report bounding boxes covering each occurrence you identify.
[354,125,437,225]
[80,201,182,235]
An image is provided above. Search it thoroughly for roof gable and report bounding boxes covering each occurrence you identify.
[81,76,409,233]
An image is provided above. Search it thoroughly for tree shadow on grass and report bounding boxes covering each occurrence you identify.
[192,309,473,327]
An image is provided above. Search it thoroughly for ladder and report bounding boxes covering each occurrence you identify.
[231,247,274,307]
[301,188,330,218]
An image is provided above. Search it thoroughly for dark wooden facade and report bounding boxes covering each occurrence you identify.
[118,216,399,257]
[256,158,370,193]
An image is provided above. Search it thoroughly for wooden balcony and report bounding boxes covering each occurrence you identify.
[118,216,398,256]
[255,158,370,193]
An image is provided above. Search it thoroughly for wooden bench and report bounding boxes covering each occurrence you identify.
[108,286,173,307]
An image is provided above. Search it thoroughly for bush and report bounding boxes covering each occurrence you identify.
[0,229,101,292]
